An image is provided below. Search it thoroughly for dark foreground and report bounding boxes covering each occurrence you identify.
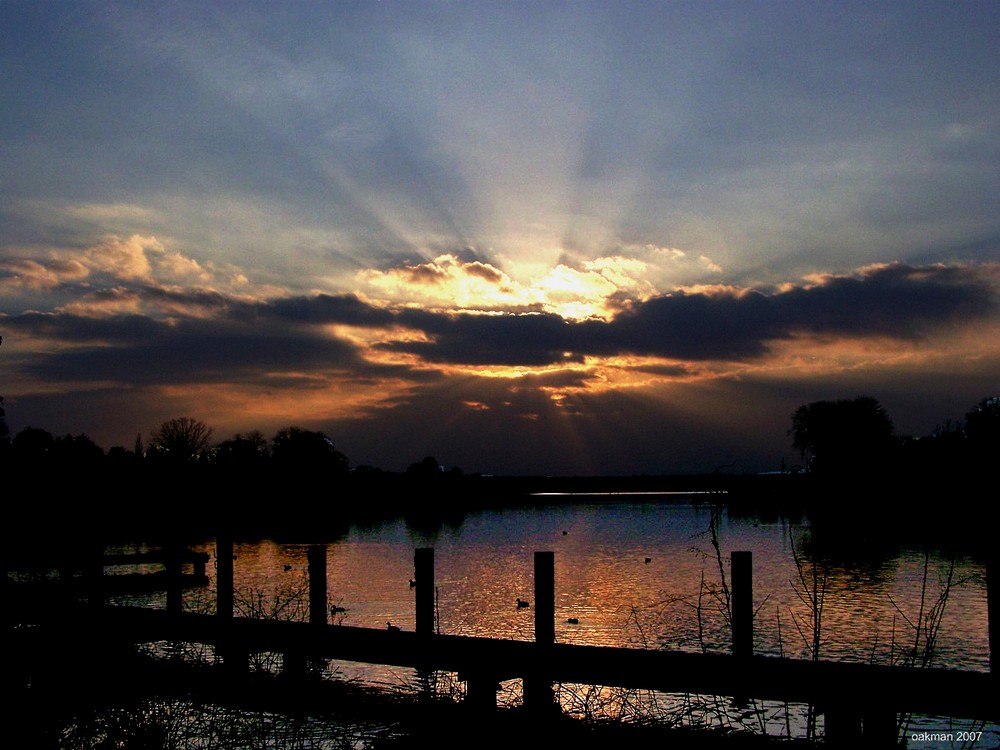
[10,639,821,750]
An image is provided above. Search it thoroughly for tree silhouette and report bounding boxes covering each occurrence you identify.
[407,456,443,477]
[0,336,9,450]
[148,417,213,464]
[790,396,895,477]
[11,426,55,464]
[212,430,270,468]
[270,426,349,474]
[51,433,104,466]
[964,396,999,469]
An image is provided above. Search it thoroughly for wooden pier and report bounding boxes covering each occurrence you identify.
[7,542,998,748]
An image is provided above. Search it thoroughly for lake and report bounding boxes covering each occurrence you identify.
[94,494,995,746]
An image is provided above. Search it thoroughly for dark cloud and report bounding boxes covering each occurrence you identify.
[772,263,996,338]
[592,290,777,360]
[383,310,581,366]
[402,264,448,285]
[140,285,236,312]
[9,311,167,345]
[390,263,998,365]
[257,293,396,327]
[634,363,693,378]
[462,262,505,284]
[6,264,995,392]
[20,318,360,385]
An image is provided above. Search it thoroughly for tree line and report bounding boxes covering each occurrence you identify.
[0,414,457,480]
[0,396,996,480]
[789,394,998,480]
[0,417,352,474]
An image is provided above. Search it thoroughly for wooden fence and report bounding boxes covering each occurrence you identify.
[8,540,998,748]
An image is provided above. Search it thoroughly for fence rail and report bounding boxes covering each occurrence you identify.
[7,541,998,747]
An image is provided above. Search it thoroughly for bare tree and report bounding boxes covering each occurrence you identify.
[148,417,213,463]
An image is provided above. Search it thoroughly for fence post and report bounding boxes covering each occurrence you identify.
[825,705,862,748]
[193,553,208,580]
[524,550,556,714]
[989,551,997,675]
[464,672,500,713]
[534,551,555,645]
[87,543,104,610]
[165,540,183,616]
[862,707,897,748]
[215,535,246,675]
[731,550,752,658]
[283,651,307,680]
[278,544,328,680]
[308,545,327,627]
[216,536,233,621]
[415,547,435,635]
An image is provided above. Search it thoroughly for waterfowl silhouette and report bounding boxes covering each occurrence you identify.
[566,617,580,625]
[283,564,292,571]
[516,597,530,609]
[386,621,400,631]
[408,579,417,588]
[330,604,347,614]
[644,557,652,564]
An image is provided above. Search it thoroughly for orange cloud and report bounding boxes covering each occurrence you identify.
[0,257,89,291]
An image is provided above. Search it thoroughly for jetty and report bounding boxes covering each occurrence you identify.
[6,542,998,748]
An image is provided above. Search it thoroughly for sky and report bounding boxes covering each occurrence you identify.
[2,1,998,476]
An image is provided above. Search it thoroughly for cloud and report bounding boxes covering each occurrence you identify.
[359,252,669,320]
[381,262,999,365]
[382,310,579,366]
[0,257,89,291]
[359,254,524,311]
[11,312,363,386]
[7,256,995,392]
[259,293,397,328]
[84,234,159,281]
[506,368,599,390]
[463,261,505,284]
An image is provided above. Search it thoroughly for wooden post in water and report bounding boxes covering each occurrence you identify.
[192,553,208,580]
[524,550,556,713]
[308,545,327,627]
[534,550,555,645]
[87,543,104,610]
[989,550,997,674]
[165,540,183,616]
[216,536,234,621]
[824,705,862,748]
[464,672,499,713]
[282,650,307,680]
[215,535,247,675]
[415,547,435,635]
[731,550,752,658]
[862,708,897,748]
[278,544,327,680]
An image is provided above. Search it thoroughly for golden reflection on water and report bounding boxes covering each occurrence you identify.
[86,501,994,748]
[175,500,991,677]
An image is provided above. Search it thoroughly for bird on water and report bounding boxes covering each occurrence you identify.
[516,597,530,609]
